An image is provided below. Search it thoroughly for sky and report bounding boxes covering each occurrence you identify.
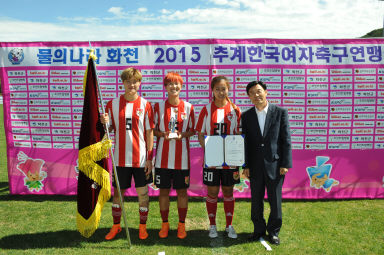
[0,0,383,42]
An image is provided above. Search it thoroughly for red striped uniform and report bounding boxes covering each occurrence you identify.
[154,100,195,170]
[195,101,241,169]
[106,95,154,167]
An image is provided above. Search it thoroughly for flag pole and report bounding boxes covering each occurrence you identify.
[88,42,132,248]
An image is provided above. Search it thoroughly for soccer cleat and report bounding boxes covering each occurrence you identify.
[159,222,170,238]
[208,225,218,238]
[177,222,187,239]
[225,225,238,239]
[105,224,122,240]
[139,223,149,240]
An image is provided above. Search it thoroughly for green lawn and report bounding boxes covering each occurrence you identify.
[0,105,384,255]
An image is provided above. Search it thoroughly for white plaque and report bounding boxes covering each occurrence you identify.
[204,136,224,167]
[224,135,245,167]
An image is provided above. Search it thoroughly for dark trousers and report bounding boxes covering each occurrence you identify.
[249,165,285,236]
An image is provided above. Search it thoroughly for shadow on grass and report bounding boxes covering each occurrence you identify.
[0,193,77,202]
[0,194,208,203]
[0,182,9,193]
[0,228,251,250]
[1,190,380,203]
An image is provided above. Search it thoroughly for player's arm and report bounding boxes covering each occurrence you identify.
[100,113,114,132]
[153,129,166,138]
[180,130,195,139]
[197,132,205,149]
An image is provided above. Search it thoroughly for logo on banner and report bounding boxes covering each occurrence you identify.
[306,156,339,192]
[8,48,24,65]
[16,151,47,192]
[234,169,249,192]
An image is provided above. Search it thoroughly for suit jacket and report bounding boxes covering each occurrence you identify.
[241,104,292,180]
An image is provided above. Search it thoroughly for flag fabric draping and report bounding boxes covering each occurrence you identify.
[76,52,112,238]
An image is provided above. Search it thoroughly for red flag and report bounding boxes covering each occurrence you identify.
[76,52,111,238]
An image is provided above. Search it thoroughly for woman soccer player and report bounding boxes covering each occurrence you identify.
[195,76,241,239]
[153,72,195,239]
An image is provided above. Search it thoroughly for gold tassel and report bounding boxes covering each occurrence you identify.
[76,186,110,238]
[77,137,112,238]
[78,138,112,188]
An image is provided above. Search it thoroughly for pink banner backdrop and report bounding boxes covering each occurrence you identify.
[1,39,383,199]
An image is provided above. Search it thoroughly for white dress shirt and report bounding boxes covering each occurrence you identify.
[255,102,269,136]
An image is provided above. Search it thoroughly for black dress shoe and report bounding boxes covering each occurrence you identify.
[247,233,265,242]
[268,235,280,245]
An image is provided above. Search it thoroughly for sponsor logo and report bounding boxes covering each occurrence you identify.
[351,129,373,135]
[306,114,328,120]
[164,69,185,75]
[307,69,328,75]
[353,121,374,127]
[305,144,327,150]
[292,143,303,149]
[328,144,350,149]
[260,68,281,74]
[8,48,24,64]
[352,136,373,142]
[329,129,351,135]
[352,143,373,149]
[328,136,350,142]
[331,106,352,112]
[283,69,303,75]
[236,69,258,75]
[212,69,233,75]
[330,68,352,74]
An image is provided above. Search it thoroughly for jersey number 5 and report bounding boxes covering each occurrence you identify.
[126,117,132,130]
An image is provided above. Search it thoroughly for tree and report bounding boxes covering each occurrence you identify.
[362,28,383,38]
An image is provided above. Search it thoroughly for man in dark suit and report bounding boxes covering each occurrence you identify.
[241,81,292,245]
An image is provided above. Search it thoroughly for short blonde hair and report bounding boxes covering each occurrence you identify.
[120,67,142,82]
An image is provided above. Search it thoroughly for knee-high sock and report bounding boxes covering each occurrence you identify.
[160,209,169,223]
[223,196,235,227]
[178,207,188,223]
[206,195,218,226]
[139,207,149,224]
[112,204,121,225]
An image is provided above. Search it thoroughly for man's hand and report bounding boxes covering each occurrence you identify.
[243,168,250,178]
[280,167,289,175]
[144,160,152,175]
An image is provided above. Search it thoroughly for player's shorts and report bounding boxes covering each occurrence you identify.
[154,168,190,189]
[203,168,240,187]
[112,166,153,189]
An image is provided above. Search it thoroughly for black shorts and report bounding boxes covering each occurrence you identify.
[154,168,190,189]
[203,168,240,187]
[112,166,153,189]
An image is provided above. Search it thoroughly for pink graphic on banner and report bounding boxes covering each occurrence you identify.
[306,156,339,192]
[16,151,47,192]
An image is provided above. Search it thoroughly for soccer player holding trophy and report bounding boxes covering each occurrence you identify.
[153,72,195,239]
[195,76,241,239]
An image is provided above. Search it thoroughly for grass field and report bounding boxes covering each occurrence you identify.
[0,105,384,255]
